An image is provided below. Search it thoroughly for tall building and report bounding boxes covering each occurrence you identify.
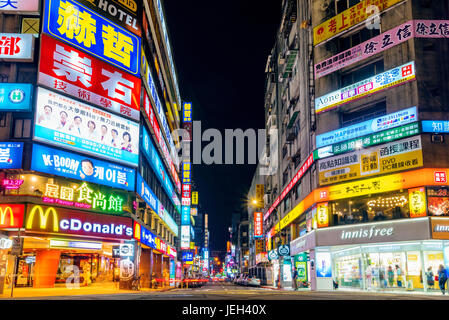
[0,0,195,293]
[258,0,449,294]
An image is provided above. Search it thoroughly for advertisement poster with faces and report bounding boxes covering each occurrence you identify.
[33,87,139,167]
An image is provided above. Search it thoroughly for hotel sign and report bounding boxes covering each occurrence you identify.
[315,62,415,114]
[318,136,423,186]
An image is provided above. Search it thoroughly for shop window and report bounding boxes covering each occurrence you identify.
[12,118,31,138]
[341,59,384,87]
[341,100,386,127]
[427,187,449,216]
[330,190,410,226]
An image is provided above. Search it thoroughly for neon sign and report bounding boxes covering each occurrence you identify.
[2,179,24,189]
[42,182,123,213]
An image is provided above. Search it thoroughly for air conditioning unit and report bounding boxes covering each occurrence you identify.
[431,134,444,143]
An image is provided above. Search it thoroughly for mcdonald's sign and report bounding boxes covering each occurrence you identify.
[25,205,133,239]
[0,204,24,228]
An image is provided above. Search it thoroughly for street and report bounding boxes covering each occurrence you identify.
[13,282,449,300]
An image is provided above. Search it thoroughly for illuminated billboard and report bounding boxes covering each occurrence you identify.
[33,87,139,167]
[0,33,35,62]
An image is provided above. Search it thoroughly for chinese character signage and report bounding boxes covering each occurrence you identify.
[408,187,427,218]
[181,225,190,249]
[141,126,180,212]
[181,206,190,225]
[422,120,449,133]
[182,102,192,123]
[136,173,158,213]
[254,212,263,238]
[316,61,416,114]
[25,204,133,239]
[0,142,23,169]
[43,0,141,76]
[0,83,33,111]
[33,87,140,167]
[318,136,423,186]
[316,106,418,148]
[315,122,420,160]
[316,203,329,228]
[77,0,142,36]
[313,0,404,45]
[192,191,198,205]
[0,33,35,62]
[38,34,141,121]
[0,0,39,14]
[31,144,135,191]
[182,161,191,184]
[143,92,181,190]
[182,251,193,262]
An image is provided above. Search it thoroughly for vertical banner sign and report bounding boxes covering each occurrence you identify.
[43,0,141,76]
[182,102,192,141]
[254,212,263,238]
[38,34,141,121]
[33,87,140,167]
[315,62,416,114]
[192,191,198,205]
[409,187,427,218]
[317,203,329,228]
[256,184,264,206]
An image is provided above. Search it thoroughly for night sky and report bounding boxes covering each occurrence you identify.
[164,1,282,251]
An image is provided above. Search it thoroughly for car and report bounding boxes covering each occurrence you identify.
[247,276,261,287]
[241,274,250,286]
[234,274,244,285]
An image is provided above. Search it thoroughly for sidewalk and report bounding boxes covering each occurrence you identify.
[1,282,176,299]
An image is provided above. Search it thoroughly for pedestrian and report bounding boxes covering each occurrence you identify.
[292,267,298,291]
[438,265,448,295]
[426,266,435,290]
[365,264,373,290]
[395,265,403,288]
[387,266,395,287]
[379,267,386,289]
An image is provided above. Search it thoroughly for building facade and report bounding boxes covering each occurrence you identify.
[0,0,199,294]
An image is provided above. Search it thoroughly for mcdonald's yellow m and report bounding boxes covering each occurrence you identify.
[0,206,14,226]
[26,205,59,232]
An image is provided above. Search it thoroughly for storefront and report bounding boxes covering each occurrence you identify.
[290,230,316,290]
[0,203,134,291]
[310,217,449,292]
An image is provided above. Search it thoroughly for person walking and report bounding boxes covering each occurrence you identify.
[438,265,448,295]
[387,266,395,287]
[426,267,435,291]
[292,267,298,291]
[395,265,403,288]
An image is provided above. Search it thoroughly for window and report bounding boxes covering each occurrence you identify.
[0,113,6,127]
[341,101,387,126]
[341,59,384,87]
[294,151,302,168]
[282,145,288,159]
[296,182,301,200]
[338,28,380,52]
[13,118,31,138]
[283,169,289,186]
[335,0,362,14]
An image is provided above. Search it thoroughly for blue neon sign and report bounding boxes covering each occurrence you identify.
[316,107,418,148]
[181,206,190,225]
[422,120,449,133]
[0,142,23,169]
[31,144,135,191]
[43,0,141,76]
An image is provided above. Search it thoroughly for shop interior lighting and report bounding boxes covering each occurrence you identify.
[367,195,408,208]
[332,246,361,255]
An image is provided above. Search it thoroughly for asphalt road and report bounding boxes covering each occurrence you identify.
[15,282,449,300]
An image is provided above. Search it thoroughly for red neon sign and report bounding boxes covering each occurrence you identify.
[264,153,314,221]
[38,34,141,121]
[0,204,24,228]
[254,212,263,237]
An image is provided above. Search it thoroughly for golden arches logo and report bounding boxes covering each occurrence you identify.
[0,206,14,226]
[26,205,59,232]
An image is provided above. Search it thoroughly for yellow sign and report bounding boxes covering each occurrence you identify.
[256,184,264,203]
[317,203,329,228]
[192,191,198,205]
[26,205,59,232]
[0,207,14,226]
[190,242,195,249]
[409,187,427,218]
[21,18,40,34]
[319,136,423,186]
[255,239,265,255]
[313,0,404,45]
